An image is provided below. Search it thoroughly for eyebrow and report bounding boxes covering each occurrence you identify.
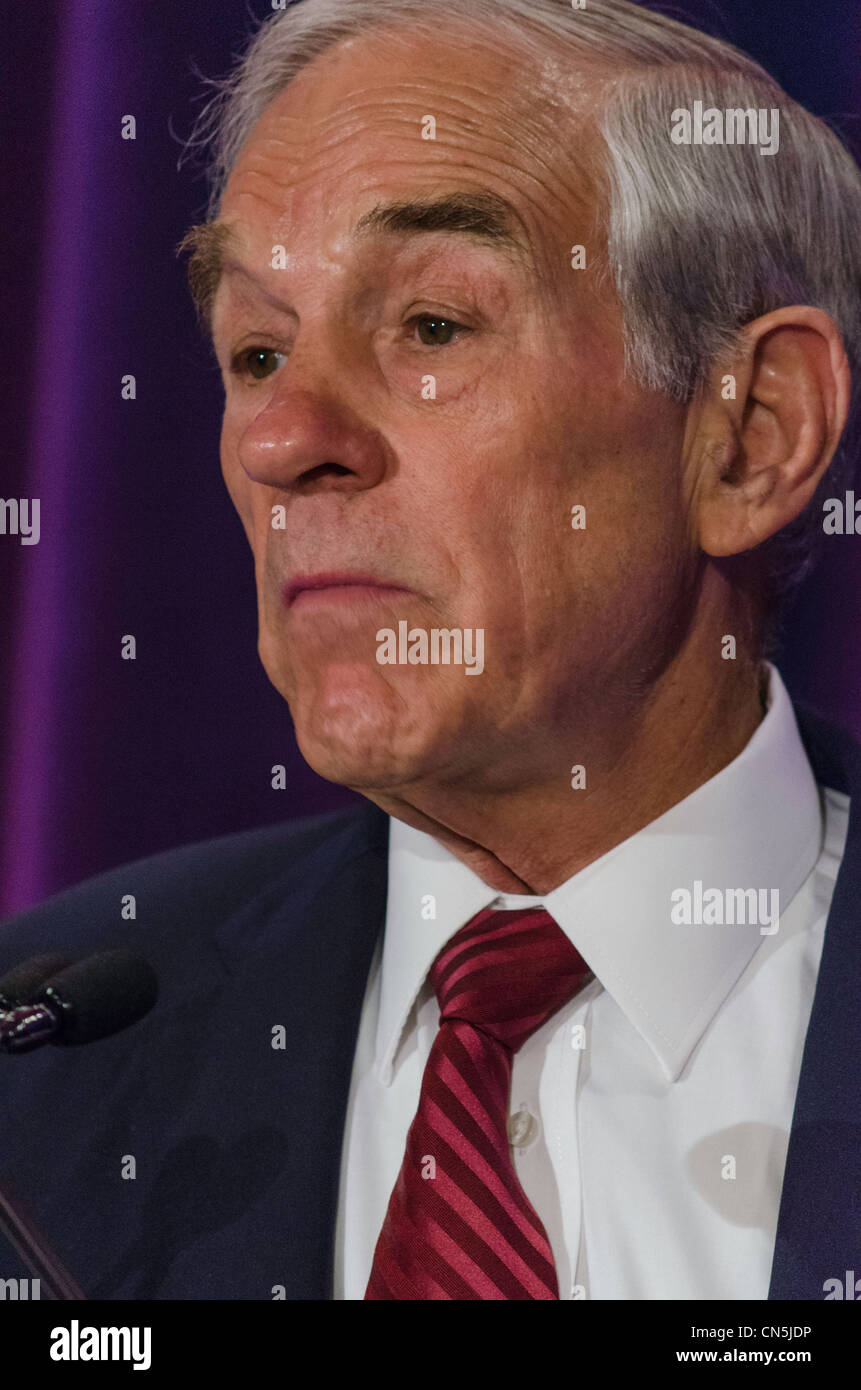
[353,191,530,257]
[177,220,240,330]
[177,191,531,332]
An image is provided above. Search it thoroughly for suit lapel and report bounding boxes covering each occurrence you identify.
[769,705,861,1299]
[234,802,390,1299]
[135,803,391,1300]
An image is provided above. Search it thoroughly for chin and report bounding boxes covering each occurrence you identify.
[293,718,439,791]
[280,660,445,790]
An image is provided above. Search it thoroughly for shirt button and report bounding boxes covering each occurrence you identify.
[507,1105,539,1149]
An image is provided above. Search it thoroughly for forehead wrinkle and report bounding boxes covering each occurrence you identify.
[274,57,538,125]
[239,34,599,185]
[227,138,588,294]
[230,80,602,275]
[250,75,585,177]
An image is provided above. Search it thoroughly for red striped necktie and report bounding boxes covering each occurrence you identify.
[365,906,591,1300]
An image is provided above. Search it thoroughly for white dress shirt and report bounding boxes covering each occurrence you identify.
[333,663,848,1299]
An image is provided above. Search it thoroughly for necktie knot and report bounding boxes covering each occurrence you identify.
[429,906,590,1054]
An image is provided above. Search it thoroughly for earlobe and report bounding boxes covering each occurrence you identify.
[693,306,851,559]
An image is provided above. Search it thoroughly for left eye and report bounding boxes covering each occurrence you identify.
[232,347,287,380]
[408,315,469,346]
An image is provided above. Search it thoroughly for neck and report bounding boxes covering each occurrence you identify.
[363,647,768,897]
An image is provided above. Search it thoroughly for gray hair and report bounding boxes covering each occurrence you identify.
[180,0,861,631]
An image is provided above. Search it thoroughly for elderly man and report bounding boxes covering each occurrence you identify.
[0,0,858,1302]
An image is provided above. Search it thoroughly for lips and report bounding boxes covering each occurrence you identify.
[283,572,415,607]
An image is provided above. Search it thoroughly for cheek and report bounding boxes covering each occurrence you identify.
[489,385,690,641]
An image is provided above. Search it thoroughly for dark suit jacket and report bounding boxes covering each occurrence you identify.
[0,702,857,1300]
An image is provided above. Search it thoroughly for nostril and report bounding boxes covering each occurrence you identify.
[297,462,353,489]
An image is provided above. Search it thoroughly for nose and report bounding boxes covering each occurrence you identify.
[234,349,390,495]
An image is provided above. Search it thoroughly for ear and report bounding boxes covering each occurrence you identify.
[687,306,851,558]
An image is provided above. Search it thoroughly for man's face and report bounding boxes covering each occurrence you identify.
[211,26,694,796]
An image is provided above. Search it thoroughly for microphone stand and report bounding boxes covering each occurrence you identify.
[0,1003,85,1295]
[0,1176,85,1300]
[0,949,156,1300]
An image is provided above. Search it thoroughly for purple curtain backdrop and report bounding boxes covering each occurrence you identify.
[1,0,860,916]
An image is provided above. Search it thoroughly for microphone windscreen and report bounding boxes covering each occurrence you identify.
[0,953,72,1008]
[36,951,158,1045]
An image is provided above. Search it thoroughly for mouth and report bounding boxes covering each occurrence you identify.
[283,572,416,608]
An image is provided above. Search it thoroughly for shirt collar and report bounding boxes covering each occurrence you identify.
[376,663,823,1084]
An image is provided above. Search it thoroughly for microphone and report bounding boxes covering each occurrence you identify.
[0,953,71,1010]
[0,949,159,1299]
[0,951,158,1054]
